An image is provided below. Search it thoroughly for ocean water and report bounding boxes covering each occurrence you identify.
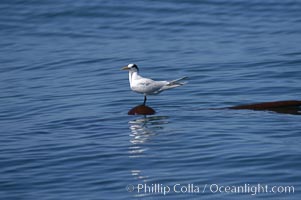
[0,0,301,199]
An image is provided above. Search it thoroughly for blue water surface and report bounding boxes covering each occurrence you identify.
[0,0,301,199]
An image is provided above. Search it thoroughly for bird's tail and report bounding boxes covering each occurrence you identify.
[159,76,188,92]
[168,76,188,86]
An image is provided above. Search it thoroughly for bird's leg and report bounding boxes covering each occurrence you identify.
[143,96,147,106]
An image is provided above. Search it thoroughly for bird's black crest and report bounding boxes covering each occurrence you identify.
[131,64,139,72]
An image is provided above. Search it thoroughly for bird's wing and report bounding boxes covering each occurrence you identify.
[132,77,167,94]
[131,75,187,95]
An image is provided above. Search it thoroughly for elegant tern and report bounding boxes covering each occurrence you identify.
[122,63,187,105]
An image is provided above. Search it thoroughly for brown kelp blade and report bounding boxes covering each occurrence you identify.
[128,105,156,115]
[229,100,301,115]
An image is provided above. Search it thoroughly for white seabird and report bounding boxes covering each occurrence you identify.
[122,63,187,105]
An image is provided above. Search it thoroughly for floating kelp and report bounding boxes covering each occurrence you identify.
[128,105,156,115]
[229,100,301,115]
[128,100,301,115]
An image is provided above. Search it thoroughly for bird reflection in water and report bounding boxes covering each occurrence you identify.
[128,115,169,182]
[128,116,169,153]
